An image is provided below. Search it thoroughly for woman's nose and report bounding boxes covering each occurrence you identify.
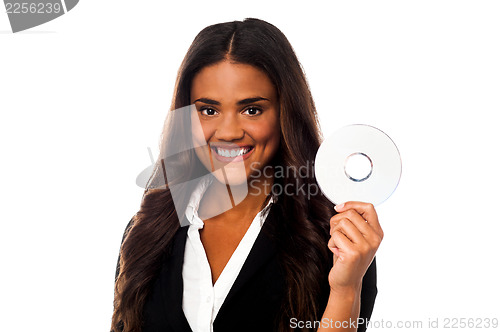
[214,113,244,141]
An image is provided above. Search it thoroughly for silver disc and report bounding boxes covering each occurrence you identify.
[315,124,402,206]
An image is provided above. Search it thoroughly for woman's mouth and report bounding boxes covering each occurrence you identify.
[210,145,254,162]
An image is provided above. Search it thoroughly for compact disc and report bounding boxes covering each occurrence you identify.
[314,124,402,206]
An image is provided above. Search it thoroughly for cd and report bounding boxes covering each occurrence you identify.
[314,124,402,206]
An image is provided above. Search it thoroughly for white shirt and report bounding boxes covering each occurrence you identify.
[181,175,274,332]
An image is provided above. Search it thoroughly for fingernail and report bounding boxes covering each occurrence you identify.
[334,203,344,212]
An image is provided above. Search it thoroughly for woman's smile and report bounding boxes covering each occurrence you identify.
[210,143,255,162]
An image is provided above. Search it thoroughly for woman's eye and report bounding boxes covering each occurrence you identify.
[242,107,262,116]
[200,107,218,116]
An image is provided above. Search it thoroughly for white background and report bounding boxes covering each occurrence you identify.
[1,1,499,331]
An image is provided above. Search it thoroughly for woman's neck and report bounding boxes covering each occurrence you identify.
[198,171,274,224]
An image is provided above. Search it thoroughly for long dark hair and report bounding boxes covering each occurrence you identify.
[112,18,334,332]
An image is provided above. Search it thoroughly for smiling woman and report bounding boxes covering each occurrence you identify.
[191,61,280,194]
[112,18,380,332]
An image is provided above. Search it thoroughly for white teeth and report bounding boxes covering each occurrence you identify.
[214,147,251,157]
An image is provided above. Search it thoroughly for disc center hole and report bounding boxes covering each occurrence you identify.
[344,152,373,182]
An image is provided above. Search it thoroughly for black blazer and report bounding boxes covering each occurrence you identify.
[116,205,377,332]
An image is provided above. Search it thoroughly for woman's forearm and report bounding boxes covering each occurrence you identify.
[317,284,362,332]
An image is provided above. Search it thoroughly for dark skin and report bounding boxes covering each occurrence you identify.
[190,60,383,331]
[190,60,280,284]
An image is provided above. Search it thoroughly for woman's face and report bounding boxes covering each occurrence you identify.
[190,60,280,187]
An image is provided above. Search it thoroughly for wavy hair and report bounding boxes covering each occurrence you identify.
[111,18,334,332]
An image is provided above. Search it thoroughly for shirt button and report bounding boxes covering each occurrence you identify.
[206,296,211,303]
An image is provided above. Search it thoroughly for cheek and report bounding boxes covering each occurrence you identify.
[200,121,217,142]
[191,114,216,146]
[191,114,215,171]
[249,120,280,149]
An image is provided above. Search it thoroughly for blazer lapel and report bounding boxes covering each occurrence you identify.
[160,204,280,331]
[161,225,192,332]
[214,204,279,322]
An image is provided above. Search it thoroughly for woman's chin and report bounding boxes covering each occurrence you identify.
[210,169,250,206]
[212,168,249,187]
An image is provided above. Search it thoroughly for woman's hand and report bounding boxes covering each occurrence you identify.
[327,201,384,292]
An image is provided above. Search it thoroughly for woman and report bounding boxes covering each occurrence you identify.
[112,18,383,332]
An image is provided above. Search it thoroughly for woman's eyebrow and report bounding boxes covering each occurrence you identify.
[236,97,269,105]
[193,98,220,105]
[193,97,270,106]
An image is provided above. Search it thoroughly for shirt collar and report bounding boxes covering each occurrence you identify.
[184,176,276,228]
[257,195,275,227]
[185,175,213,227]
